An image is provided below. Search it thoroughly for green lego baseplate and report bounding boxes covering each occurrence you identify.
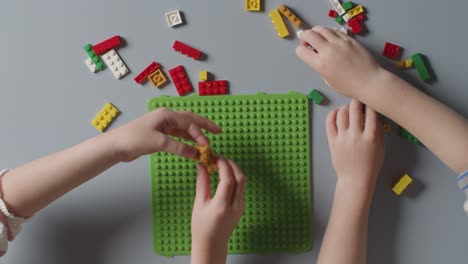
[148,93,312,257]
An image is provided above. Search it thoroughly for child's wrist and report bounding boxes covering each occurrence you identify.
[357,67,392,103]
[336,176,376,199]
[191,238,228,264]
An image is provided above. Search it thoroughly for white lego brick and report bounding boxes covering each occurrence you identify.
[101,49,129,79]
[85,57,98,73]
[165,10,184,27]
[296,30,304,39]
[339,27,350,35]
[342,13,350,22]
[329,0,346,15]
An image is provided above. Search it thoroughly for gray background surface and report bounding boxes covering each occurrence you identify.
[0,0,467,263]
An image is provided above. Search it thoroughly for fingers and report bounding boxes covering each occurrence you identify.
[326,109,338,137]
[312,26,341,42]
[299,28,328,50]
[158,135,198,159]
[213,158,235,206]
[180,111,222,134]
[349,99,363,131]
[226,159,246,205]
[195,164,211,203]
[364,105,379,135]
[187,123,210,146]
[296,44,320,69]
[337,105,350,131]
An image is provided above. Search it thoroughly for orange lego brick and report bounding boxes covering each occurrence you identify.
[278,4,303,28]
[194,145,218,173]
[148,69,168,88]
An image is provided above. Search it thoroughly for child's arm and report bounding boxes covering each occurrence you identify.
[191,158,245,264]
[318,99,385,264]
[296,26,468,174]
[1,108,221,217]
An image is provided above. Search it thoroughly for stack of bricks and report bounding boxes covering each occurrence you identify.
[134,61,168,88]
[328,1,367,35]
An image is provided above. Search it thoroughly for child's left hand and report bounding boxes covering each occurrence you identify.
[110,107,222,162]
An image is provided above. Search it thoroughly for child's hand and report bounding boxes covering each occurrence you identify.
[191,158,245,264]
[110,108,222,162]
[296,26,384,99]
[326,99,385,190]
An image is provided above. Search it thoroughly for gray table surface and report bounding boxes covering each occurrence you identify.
[1,0,467,263]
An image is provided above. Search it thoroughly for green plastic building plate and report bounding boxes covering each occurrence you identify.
[148,93,312,257]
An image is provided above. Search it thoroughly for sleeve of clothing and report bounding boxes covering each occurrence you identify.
[0,169,27,257]
[456,170,468,216]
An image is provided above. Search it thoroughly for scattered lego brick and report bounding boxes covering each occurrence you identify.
[91,102,120,132]
[392,174,413,195]
[347,17,362,34]
[134,61,159,84]
[278,4,303,28]
[173,40,202,60]
[400,127,420,145]
[168,65,193,96]
[342,13,350,22]
[269,9,289,38]
[148,69,168,88]
[338,27,350,35]
[101,49,129,79]
[194,145,218,173]
[245,0,261,12]
[382,123,391,133]
[404,59,414,68]
[335,16,344,25]
[85,58,98,73]
[411,53,432,81]
[198,80,229,96]
[296,30,304,39]
[396,60,405,69]
[356,13,366,21]
[92,35,121,55]
[328,9,338,18]
[83,44,104,70]
[307,89,324,104]
[165,10,184,27]
[382,42,401,60]
[199,70,208,81]
[347,5,364,18]
[342,1,353,11]
[329,0,346,15]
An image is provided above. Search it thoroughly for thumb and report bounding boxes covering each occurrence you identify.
[195,164,211,203]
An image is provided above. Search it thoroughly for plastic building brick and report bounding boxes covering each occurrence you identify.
[199,70,208,81]
[348,18,362,34]
[168,65,193,96]
[245,0,261,11]
[278,4,303,28]
[296,30,304,39]
[148,93,312,256]
[356,13,366,21]
[307,89,324,104]
[382,42,401,60]
[392,174,413,195]
[92,35,121,55]
[457,171,468,215]
[396,61,405,69]
[91,102,120,132]
[134,61,159,84]
[198,80,229,96]
[173,40,202,60]
[404,59,414,68]
[411,53,432,81]
[85,58,98,73]
[342,13,350,22]
[101,49,129,79]
[148,69,168,88]
[342,1,353,11]
[328,9,338,18]
[347,5,364,18]
[83,44,104,70]
[335,16,344,25]
[194,145,218,173]
[329,0,346,15]
[269,9,289,38]
[338,27,350,35]
[165,10,184,27]
[400,127,420,145]
[382,123,391,133]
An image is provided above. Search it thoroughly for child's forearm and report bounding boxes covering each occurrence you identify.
[318,180,373,264]
[361,69,468,174]
[1,133,122,217]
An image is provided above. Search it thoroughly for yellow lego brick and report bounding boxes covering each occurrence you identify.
[199,70,208,81]
[269,9,289,38]
[278,4,303,28]
[392,174,413,195]
[194,145,218,173]
[245,0,261,11]
[91,102,120,132]
[148,69,168,88]
[404,59,414,68]
[347,5,364,18]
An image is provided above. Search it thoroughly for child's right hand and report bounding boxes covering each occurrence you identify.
[296,26,384,99]
[326,99,385,191]
[191,158,245,264]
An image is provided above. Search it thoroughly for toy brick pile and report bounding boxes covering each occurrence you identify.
[328,0,367,35]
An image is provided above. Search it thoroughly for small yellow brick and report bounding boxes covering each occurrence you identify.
[91,102,120,132]
[404,59,414,68]
[347,5,364,18]
[269,9,289,38]
[392,174,413,195]
[199,70,208,81]
[245,0,261,11]
[278,4,303,28]
[148,69,168,88]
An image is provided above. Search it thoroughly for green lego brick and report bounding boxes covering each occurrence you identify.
[148,93,312,256]
[400,127,420,145]
[308,89,324,104]
[83,44,104,70]
[342,1,353,11]
[335,15,344,25]
[411,53,431,81]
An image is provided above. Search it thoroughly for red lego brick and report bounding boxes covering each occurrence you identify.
[198,80,229,96]
[357,13,366,21]
[168,65,193,96]
[382,42,401,60]
[347,18,362,34]
[134,61,160,84]
[92,35,121,55]
[328,10,338,18]
[173,40,202,60]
